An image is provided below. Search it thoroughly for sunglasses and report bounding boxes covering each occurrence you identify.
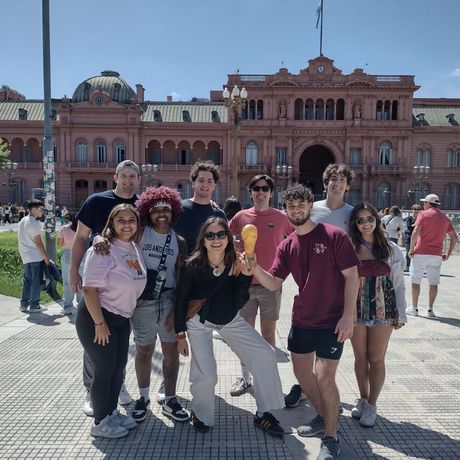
[356,216,376,225]
[251,185,270,192]
[204,230,227,241]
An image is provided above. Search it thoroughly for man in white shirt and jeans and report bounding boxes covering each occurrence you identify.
[18,200,50,313]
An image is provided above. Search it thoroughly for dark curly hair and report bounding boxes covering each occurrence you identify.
[190,160,220,183]
[281,184,314,209]
[135,186,182,226]
[349,202,391,261]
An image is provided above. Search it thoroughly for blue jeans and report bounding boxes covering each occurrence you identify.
[61,250,83,309]
[21,261,43,309]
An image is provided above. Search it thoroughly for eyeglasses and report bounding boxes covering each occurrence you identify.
[251,185,270,192]
[356,216,376,225]
[204,230,227,241]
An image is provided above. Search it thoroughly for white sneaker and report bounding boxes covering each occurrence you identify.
[351,398,367,419]
[111,409,137,430]
[230,376,252,397]
[406,306,418,316]
[118,384,133,405]
[426,310,436,318]
[91,415,129,439]
[83,392,93,417]
[359,401,377,427]
[156,381,165,404]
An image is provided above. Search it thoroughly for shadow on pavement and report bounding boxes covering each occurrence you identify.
[341,414,459,459]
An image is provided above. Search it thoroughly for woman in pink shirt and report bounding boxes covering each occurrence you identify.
[75,204,146,439]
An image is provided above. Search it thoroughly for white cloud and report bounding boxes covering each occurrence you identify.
[448,68,460,77]
[170,91,182,101]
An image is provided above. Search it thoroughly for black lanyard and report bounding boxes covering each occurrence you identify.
[157,232,171,272]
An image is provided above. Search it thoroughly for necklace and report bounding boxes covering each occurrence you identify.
[209,258,225,277]
[362,240,374,251]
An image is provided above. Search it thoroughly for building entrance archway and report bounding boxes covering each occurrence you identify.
[299,145,335,199]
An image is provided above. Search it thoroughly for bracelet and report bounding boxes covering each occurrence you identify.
[177,331,186,340]
[94,320,105,327]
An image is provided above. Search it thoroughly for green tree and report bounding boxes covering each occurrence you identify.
[0,138,11,169]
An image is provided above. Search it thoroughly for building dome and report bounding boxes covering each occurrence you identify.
[72,70,136,103]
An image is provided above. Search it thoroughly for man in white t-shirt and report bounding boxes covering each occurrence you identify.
[18,200,50,313]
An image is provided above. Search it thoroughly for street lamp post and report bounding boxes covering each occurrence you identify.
[275,164,293,208]
[413,165,430,203]
[223,85,248,199]
[4,161,18,202]
[141,163,158,190]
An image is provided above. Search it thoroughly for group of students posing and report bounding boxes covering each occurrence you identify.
[70,160,409,460]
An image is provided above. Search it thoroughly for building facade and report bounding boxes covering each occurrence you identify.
[1,56,459,210]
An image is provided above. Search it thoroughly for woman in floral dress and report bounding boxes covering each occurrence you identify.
[348,202,407,427]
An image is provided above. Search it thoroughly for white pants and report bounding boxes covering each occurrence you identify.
[186,312,284,426]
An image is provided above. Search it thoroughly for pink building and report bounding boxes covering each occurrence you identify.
[1,55,459,210]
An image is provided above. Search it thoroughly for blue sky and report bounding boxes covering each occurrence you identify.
[4,0,460,101]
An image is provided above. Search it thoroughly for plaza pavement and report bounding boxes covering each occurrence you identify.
[0,253,459,459]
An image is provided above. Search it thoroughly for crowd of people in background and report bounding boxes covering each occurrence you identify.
[12,159,459,460]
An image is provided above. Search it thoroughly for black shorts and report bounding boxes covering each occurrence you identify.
[287,326,344,360]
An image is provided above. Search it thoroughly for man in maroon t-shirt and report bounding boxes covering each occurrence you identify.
[252,184,359,459]
[407,194,457,318]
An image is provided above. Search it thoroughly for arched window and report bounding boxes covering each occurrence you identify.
[305,99,314,120]
[336,99,345,120]
[315,99,324,120]
[294,98,303,120]
[391,100,398,120]
[325,99,334,120]
[76,140,88,164]
[245,141,258,165]
[256,100,264,120]
[115,142,125,163]
[378,141,393,165]
[383,100,391,120]
[446,149,453,167]
[444,184,459,209]
[415,148,430,166]
[95,141,107,163]
[376,182,391,209]
[249,100,256,120]
[455,149,460,167]
[376,100,383,120]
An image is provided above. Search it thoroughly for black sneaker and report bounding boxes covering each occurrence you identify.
[132,396,150,422]
[317,436,341,460]
[254,412,284,437]
[190,411,210,433]
[162,398,189,422]
[285,384,302,408]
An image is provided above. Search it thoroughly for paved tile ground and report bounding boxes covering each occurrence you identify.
[0,252,459,459]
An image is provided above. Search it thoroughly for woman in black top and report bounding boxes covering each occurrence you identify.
[175,217,285,436]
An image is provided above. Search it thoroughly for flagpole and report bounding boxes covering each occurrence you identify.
[320,0,324,56]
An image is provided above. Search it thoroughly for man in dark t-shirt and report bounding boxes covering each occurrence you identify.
[174,160,226,255]
[253,184,359,459]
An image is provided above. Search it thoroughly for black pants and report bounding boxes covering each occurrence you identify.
[76,300,131,423]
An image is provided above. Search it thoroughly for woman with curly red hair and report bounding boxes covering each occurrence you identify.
[130,186,189,423]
